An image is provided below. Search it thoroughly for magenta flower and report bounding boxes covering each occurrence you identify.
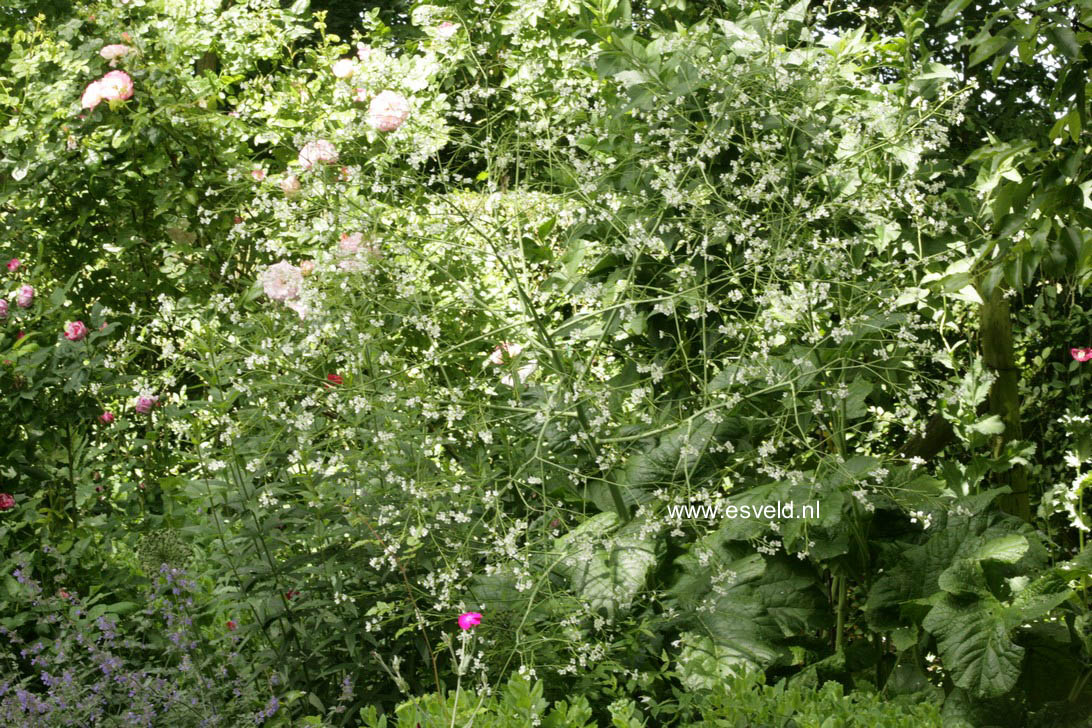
[0,299,7,319]
[63,321,89,341]
[1072,348,1092,363]
[0,494,14,510]
[457,612,482,630]
[6,258,19,272]
[134,395,158,414]
[15,285,34,308]
[99,411,115,424]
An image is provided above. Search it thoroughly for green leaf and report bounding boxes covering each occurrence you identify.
[973,534,1028,563]
[937,0,973,26]
[968,415,1005,436]
[922,596,1024,698]
[553,514,658,616]
[969,34,1011,68]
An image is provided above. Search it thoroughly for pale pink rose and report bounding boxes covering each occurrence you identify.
[367,91,410,132]
[262,261,303,301]
[63,321,89,341]
[436,22,459,39]
[357,44,375,62]
[99,44,131,66]
[0,299,7,319]
[134,395,158,414]
[251,168,266,181]
[339,232,363,255]
[488,342,523,365]
[298,140,338,170]
[97,70,134,103]
[280,174,301,197]
[15,285,33,308]
[81,81,105,110]
[332,58,356,79]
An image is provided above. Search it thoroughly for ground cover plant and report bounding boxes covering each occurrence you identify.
[3,0,1092,726]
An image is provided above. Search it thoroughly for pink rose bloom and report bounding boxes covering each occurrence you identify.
[81,81,104,110]
[339,232,363,255]
[488,342,523,365]
[367,90,410,132]
[298,140,338,170]
[262,261,303,301]
[0,299,7,319]
[457,612,482,630]
[280,174,301,197]
[63,321,89,341]
[1072,348,1092,363]
[6,258,19,272]
[251,168,266,181]
[98,70,134,102]
[99,44,131,66]
[332,58,356,79]
[436,21,459,39]
[99,411,115,424]
[357,44,376,62]
[15,285,33,308]
[0,493,14,511]
[134,395,158,414]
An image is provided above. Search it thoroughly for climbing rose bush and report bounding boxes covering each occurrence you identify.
[367,90,410,132]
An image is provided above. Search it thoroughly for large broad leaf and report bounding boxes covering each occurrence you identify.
[670,541,828,690]
[594,417,730,511]
[552,513,658,617]
[922,596,1023,698]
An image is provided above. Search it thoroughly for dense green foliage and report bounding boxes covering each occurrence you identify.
[3,0,1092,726]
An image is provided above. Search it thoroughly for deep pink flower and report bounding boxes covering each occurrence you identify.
[15,285,33,308]
[6,258,19,272]
[1072,348,1092,363]
[63,320,89,341]
[0,299,7,319]
[457,611,482,630]
[134,395,158,414]
[0,493,14,510]
[99,411,115,424]
[226,620,237,631]
[325,373,343,387]
[15,330,24,340]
